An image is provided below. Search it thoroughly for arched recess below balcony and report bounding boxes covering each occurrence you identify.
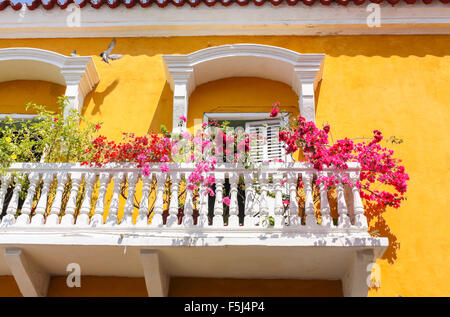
[0,48,99,117]
[163,44,325,133]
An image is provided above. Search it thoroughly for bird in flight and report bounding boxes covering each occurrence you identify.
[100,39,123,64]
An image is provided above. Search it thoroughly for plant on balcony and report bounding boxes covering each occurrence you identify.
[273,103,409,212]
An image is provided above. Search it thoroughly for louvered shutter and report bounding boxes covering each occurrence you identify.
[245,119,286,163]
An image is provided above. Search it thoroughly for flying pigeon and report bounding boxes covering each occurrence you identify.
[100,39,123,64]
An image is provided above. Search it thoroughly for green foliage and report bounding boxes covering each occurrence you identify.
[0,96,100,172]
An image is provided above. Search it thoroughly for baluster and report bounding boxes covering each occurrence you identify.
[287,172,301,226]
[183,173,195,227]
[2,176,22,226]
[91,172,111,226]
[137,174,152,226]
[228,173,239,227]
[32,172,54,225]
[319,171,333,228]
[0,174,12,218]
[273,174,284,228]
[61,172,83,225]
[17,172,40,225]
[350,171,368,229]
[105,172,125,226]
[47,172,68,225]
[167,172,180,227]
[77,173,97,225]
[197,182,209,227]
[302,171,317,227]
[212,173,224,227]
[243,172,256,227]
[151,173,166,227]
[121,172,139,226]
[337,174,351,228]
[259,173,269,227]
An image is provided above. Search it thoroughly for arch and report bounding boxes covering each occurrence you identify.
[163,44,325,132]
[0,47,100,117]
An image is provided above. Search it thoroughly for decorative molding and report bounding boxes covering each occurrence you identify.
[4,248,50,297]
[0,4,450,38]
[163,44,324,131]
[140,250,169,297]
[0,48,99,117]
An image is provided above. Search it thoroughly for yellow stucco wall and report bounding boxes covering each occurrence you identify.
[0,35,449,296]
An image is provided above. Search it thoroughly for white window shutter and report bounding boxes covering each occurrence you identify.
[245,119,287,163]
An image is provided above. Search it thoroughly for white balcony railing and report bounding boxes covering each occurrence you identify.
[0,162,369,233]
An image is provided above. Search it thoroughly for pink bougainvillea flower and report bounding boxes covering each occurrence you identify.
[142,163,151,177]
[323,124,330,134]
[179,116,187,123]
[282,200,290,207]
[270,103,280,117]
[160,164,170,173]
[222,197,231,206]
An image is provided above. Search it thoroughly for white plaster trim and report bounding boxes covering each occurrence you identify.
[163,44,324,131]
[140,250,169,297]
[4,248,50,297]
[0,3,449,38]
[0,113,38,121]
[342,249,376,297]
[0,48,100,117]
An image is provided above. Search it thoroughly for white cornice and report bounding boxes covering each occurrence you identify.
[0,3,449,38]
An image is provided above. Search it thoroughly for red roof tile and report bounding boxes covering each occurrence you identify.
[0,0,448,11]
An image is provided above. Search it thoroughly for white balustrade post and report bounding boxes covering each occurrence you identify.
[151,173,166,227]
[17,172,40,225]
[77,173,97,226]
[243,172,256,227]
[337,174,351,228]
[273,174,284,228]
[182,173,195,227]
[212,173,224,227]
[259,173,269,227]
[106,172,125,226]
[91,172,111,227]
[32,172,54,225]
[319,171,333,228]
[0,174,12,215]
[228,173,240,227]
[2,176,22,226]
[287,172,301,226]
[302,171,317,227]
[197,183,209,227]
[137,174,152,226]
[61,172,83,225]
[350,171,368,229]
[47,172,69,225]
[121,172,139,226]
[166,172,180,227]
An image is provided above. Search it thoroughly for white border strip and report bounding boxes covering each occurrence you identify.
[0,3,450,38]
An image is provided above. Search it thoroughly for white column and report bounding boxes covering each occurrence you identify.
[182,173,195,227]
[0,174,12,217]
[213,173,224,227]
[259,173,269,227]
[2,176,22,226]
[47,172,68,225]
[91,172,111,226]
[77,173,97,226]
[137,174,152,226]
[350,171,368,229]
[228,173,240,227]
[273,174,285,228]
[243,172,256,227]
[287,172,301,226]
[140,250,169,297]
[302,171,317,227]
[167,172,180,227]
[31,173,54,225]
[17,172,40,225]
[319,171,333,228]
[299,79,316,123]
[172,83,189,135]
[121,172,139,226]
[151,174,166,227]
[61,172,83,225]
[106,172,125,226]
[337,175,351,228]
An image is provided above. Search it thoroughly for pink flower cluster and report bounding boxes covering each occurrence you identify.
[274,103,409,209]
